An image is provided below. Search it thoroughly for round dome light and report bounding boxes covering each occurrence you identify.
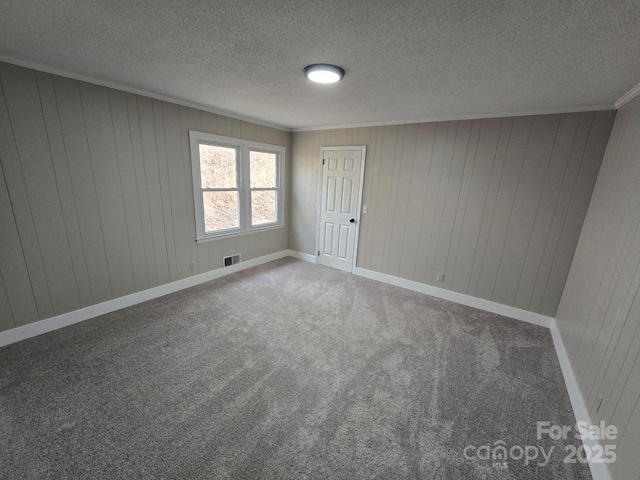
[304,64,345,84]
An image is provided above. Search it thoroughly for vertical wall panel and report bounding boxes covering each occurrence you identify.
[512,114,579,309]
[476,116,532,300]
[0,62,290,333]
[573,209,638,383]
[381,125,406,273]
[36,72,93,308]
[414,122,451,283]
[109,89,149,292]
[162,102,191,279]
[369,126,398,273]
[468,118,513,296]
[126,93,158,287]
[610,399,640,480]
[444,120,480,289]
[450,119,502,290]
[434,120,473,286]
[0,272,14,331]
[0,162,37,326]
[527,113,592,312]
[541,110,618,316]
[4,65,83,317]
[80,82,135,298]
[399,123,435,279]
[290,111,614,316]
[363,127,383,268]
[288,127,303,252]
[424,122,458,284]
[492,115,560,306]
[556,96,640,480]
[387,123,417,277]
[137,96,171,286]
[574,119,640,376]
[53,76,113,304]
[152,100,178,282]
[354,128,371,258]
[592,282,640,418]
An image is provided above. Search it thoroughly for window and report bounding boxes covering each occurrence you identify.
[190,131,285,242]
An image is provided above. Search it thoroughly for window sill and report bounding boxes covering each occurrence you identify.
[195,223,285,243]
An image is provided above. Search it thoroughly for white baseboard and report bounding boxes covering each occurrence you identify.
[550,320,611,480]
[0,249,611,479]
[2,252,546,348]
[354,267,553,328]
[353,266,610,478]
[0,250,291,348]
[286,249,318,263]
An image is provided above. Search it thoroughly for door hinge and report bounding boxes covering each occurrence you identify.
[317,250,320,255]
[322,158,325,165]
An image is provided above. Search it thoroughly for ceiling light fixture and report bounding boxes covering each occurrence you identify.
[304,64,345,84]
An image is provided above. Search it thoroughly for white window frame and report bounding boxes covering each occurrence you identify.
[189,131,285,243]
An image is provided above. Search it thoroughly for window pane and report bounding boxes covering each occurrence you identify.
[251,190,277,225]
[250,151,277,188]
[199,144,237,188]
[203,191,239,232]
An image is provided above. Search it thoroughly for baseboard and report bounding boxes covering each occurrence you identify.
[0,249,609,479]
[353,267,610,477]
[286,249,318,263]
[0,250,291,348]
[550,319,612,480]
[354,267,553,328]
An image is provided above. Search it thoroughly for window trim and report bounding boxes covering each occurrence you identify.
[189,131,285,243]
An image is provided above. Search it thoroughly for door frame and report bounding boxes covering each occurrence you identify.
[315,145,367,274]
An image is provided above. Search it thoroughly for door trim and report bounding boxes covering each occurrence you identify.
[316,146,367,274]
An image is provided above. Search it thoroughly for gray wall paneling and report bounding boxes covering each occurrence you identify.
[0,62,290,331]
[290,111,615,316]
[556,95,640,480]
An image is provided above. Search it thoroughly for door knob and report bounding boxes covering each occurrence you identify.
[350,218,355,223]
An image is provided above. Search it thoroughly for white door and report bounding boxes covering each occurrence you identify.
[318,149,364,272]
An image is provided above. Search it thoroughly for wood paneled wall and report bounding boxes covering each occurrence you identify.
[556,95,640,480]
[0,62,290,332]
[291,111,615,316]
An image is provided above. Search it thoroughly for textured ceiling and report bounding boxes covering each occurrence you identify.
[1,0,639,130]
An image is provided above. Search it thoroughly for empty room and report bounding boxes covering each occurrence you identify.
[1,1,639,479]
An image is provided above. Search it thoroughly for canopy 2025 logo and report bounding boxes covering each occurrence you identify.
[462,421,617,471]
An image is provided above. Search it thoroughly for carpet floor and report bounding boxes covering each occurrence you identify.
[1,258,591,479]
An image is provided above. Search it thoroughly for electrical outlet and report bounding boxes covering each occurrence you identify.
[189,261,195,271]
[362,205,368,213]
[437,273,445,282]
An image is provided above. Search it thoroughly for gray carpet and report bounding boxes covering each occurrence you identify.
[0,258,591,479]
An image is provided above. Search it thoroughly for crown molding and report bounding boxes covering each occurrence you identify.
[2,55,626,133]
[291,104,615,132]
[615,81,640,109]
[0,56,292,132]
